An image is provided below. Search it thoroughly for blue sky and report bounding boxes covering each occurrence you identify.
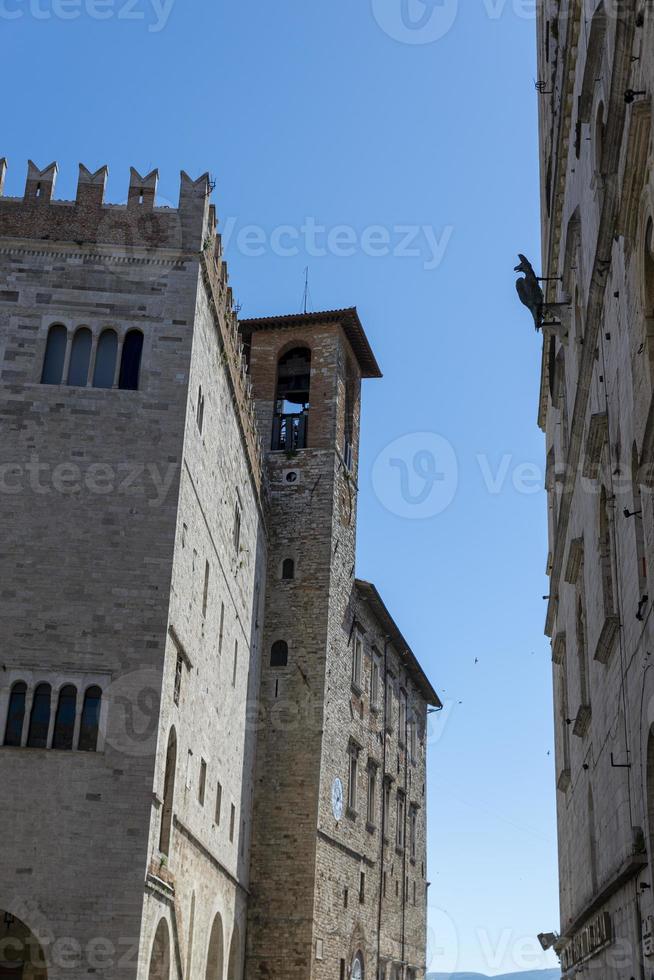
[2,0,559,973]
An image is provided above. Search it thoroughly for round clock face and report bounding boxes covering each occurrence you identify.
[331,777,344,821]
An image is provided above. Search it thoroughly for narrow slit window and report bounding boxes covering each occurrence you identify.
[119,330,144,391]
[78,685,102,752]
[52,685,77,751]
[41,324,67,385]
[4,681,27,747]
[27,683,52,748]
[93,329,118,388]
[67,327,92,387]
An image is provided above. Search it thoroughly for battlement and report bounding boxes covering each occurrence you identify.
[0,159,214,252]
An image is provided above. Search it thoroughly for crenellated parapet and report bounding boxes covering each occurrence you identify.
[0,157,265,498]
[0,159,212,252]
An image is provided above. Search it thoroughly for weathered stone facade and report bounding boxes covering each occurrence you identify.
[0,160,438,980]
[535,3,654,977]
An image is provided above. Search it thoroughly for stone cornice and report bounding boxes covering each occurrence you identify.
[0,236,195,266]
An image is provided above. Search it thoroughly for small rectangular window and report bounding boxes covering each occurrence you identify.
[352,631,363,690]
[202,561,210,618]
[359,871,365,904]
[371,655,380,709]
[215,782,222,825]
[343,887,348,909]
[386,673,394,732]
[340,960,346,980]
[218,602,225,654]
[196,385,204,433]
[348,748,359,814]
[233,500,242,553]
[367,765,377,827]
[230,803,236,842]
[396,793,406,850]
[174,654,183,706]
[410,806,418,861]
[399,690,407,745]
[198,759,207,806]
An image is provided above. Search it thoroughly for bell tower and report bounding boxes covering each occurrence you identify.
[241,309,382,980]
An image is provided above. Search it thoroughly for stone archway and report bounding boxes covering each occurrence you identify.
[0,912,47,979]
[205,914,224,980]
[148,919,171,980]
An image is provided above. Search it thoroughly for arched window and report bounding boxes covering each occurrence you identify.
[205,913,224,980]
[352,953,364,980]
[52,685,77,751]
[67,327,92,386]
[148,919,171,980]
[119,329,144,390]
[27,683,52,748]
[41,323,67,384]
[272,347,311,451]
[78,686,102,752]
[282,558,295,580]
[4,681,27,747]
[270,641,288,668]
[159,728,177,855]
[93,329,118,388]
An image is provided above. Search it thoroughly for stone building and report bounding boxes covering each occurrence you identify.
[534,2,654,977]
[0,159,438,980]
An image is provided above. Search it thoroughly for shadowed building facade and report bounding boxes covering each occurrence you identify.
[0,160,438,980]
[535,2,654,977]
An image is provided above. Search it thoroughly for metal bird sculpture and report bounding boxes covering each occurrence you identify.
[515,254,544,330]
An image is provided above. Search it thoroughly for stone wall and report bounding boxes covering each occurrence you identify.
[536,3,654,976]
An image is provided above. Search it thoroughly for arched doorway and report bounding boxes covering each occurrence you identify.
[227,924,241,980]
[148,919,170,980]
[352,952,364,980]
[205,914,224,980]
[0,912,47,979]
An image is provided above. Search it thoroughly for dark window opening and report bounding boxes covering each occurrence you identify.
[282,558,295,580]
[4,682,27,747]
[159,728,177,855]
[67,327,92,387]
[174,654,183,706]
[41,324,67,385]
[196,385,205,433]
[119,330,144,391]
[78,685,102,752]
[272,347,311,451]
[52,685,77,751]
[270,640,289,668]
[93,329,118,388]
[27,683,52,748]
